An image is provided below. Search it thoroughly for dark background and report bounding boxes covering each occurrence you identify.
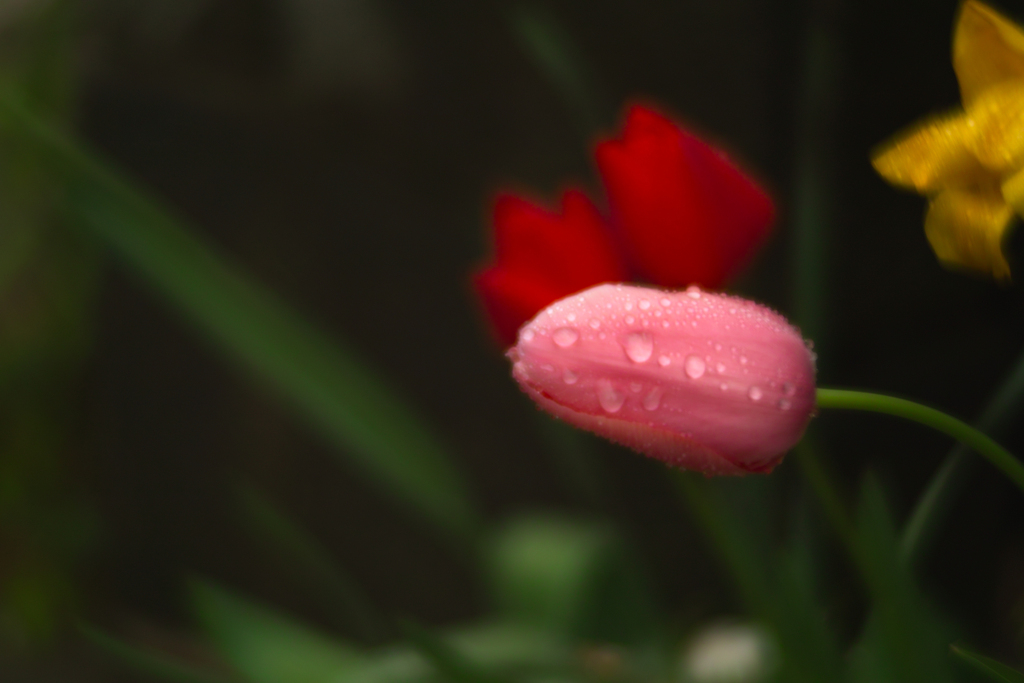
[10,0,1024,678]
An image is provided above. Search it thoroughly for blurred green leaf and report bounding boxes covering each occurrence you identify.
[677,473,845,683]
[190,579,361,683]
[848,476,953,683]
[487,514,657,645]
[81,623,231,683]
[950,644,1024,683]
[0,90,481,547]
[401,620,514,683]
[235,483,386,641]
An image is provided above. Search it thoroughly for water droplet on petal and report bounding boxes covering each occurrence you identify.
[639,299,651,310]
[660,298,672,307]
[623,332,654,363]
[658,355,671,367]
[748,386,763,401]
[521,329,535,342]
[630,382,643,393]
[643,387,663,411]
[553,328,579,348]
[625,315,635,325]
[686,285,701,299]
[563,369,578,385]
[624,302,633,311]
[720,383,729,391]
[739,356,749,365]
[598,380,625,413]
[715,362,727,374]
[684,355,706,379]
[567,313,576,322]
[541,364,554,372]
[783,382,796,396]
[778,398,791,410]
[589,319,601,329]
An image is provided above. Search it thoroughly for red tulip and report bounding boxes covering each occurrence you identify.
[595,106,774,289]
[473,103,775,346]
[474,190,627,345]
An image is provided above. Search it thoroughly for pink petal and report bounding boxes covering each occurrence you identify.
[509,284,816,474]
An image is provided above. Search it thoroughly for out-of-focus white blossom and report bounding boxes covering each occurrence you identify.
[679,622,777,683]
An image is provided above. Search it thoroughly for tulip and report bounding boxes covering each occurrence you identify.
[474,104,774,345]
[509,284,816,475]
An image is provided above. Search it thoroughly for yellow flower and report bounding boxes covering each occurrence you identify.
[872,0,1024,280]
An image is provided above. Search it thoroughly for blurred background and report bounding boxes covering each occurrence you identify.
[2,0,1024,680]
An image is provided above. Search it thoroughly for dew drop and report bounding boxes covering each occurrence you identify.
[783,382,796,397]
[716,362,727,374]
[563,369,578,385]
[662,320,670,328]
[714,343,722,352]
[589,319,601,330]
[541,364,554,372]
[658,355,671,367]
[660,297,672,307]
[639,299,651,310]
[748,386,763,401]
[625,302,634,311]
[623,332,654,363]
[625,315,635,325]
[521,329,535,342]
[684,355,706,379]
[630,382,643,393]
[553,328,579,348]
[778,398,791,411]
[643,387,663,411]
[686,285,702,299]
[598,380,625,413]
[567,313,577,322]
[739,356,749,365]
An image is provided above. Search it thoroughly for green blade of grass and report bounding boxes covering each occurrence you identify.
[80,624,232,683]
[0,90,480,547]
[950,644,1024,683]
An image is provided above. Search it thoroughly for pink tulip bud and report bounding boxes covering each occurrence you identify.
[509,284,816,475]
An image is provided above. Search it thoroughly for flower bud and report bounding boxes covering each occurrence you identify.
[509,284,815,475]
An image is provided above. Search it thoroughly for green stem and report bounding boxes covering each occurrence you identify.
[815,388,1024,495]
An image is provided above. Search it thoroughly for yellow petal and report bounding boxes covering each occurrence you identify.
[964,81,1024,170]
[925,186,1014,279]
[871,112,989,191]
[1003,164,1024,214]
[954,0,1024,106]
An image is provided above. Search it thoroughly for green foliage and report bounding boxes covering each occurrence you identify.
[190,580,362,683]
[951,644,1024,683]
[678,473,846,683]
[235,484,386,641]
[487,514,658,646]
[0,90,481,548]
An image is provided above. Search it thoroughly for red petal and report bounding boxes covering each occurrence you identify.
[493,189,627,292]
[472,266,567,346]
[474,190,629,344]
[595,105,774,289]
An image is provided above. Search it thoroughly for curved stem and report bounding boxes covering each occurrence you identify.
[816,388,1024,495]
